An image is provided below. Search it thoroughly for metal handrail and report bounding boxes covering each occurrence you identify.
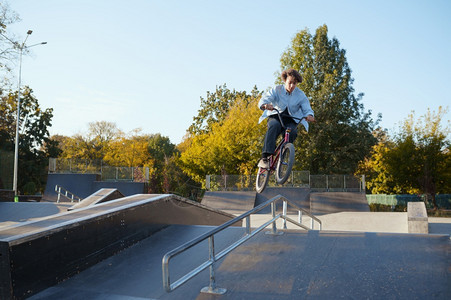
[55,184,83,203]
[162,194,322,295]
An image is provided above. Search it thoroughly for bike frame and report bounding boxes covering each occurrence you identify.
[267,127,291,172]
[262,109,303,172]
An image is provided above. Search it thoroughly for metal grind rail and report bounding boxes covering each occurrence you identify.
[162,194,322,295]
[55,184,83,203]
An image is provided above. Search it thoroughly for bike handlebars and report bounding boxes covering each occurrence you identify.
[269,107,305,129]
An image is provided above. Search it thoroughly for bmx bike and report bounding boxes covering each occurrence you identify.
[255,109,304,193]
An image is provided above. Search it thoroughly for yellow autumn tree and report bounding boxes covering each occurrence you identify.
[103,129,151,167]
[179,94,266,184]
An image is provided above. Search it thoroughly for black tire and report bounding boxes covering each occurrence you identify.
[275,143,295,184]
[256,167,270,193]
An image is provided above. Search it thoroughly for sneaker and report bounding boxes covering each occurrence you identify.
[258,158,269,169]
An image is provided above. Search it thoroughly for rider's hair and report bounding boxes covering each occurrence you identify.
[281,69,303,84]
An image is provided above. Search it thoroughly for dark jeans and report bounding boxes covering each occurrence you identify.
[262,117,298,158]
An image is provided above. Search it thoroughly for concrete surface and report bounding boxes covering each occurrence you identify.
[310,192,370,215]
[29,227,450,300]
[255,187,310,213]
[408,202,428,233]
[0,202,71,230]
[242,212,451,235]
[202,191,256,214]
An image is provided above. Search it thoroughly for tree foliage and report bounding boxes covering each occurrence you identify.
[188,84,261,135]
[358,107,451,207]
[0,86,54,193]
[0,1,20,74]
[53,126,196,196]
[103,128,149,167]
[278,25,380,174]
[180,93,265,184]
[58,121,119,161]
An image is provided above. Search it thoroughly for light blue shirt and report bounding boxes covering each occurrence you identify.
[258,85,314,132]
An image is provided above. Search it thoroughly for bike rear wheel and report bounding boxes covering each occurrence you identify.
[256,167,270,193]
[275,143,295,184]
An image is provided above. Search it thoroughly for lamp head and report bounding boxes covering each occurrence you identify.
[27,30,33,35]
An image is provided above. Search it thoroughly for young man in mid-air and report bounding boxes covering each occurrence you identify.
[257,68,315,169]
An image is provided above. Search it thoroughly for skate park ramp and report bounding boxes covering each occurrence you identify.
[0,202,71,229]
[28,227,450,299]
[43,173,146,201]
[255,187,310,213]
[202,191,256,214]
[0,194,240,299]
[68,188,124,211]
[310,192,370,215]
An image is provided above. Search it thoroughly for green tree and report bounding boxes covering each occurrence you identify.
[147,133,178,192]
[387,107,450,207]
[0,86,54,193]
[359,107,451,208]
[278,25,380,174]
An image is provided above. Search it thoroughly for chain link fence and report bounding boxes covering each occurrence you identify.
[48,158,149,182]
[366,194,451,209]
[206,171,364,192]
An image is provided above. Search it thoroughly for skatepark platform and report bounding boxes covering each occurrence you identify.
[43,173,147,202]
[202,188,368,215]
[1,188,450,299]
[0,194,239,299]
[28,227,450,299]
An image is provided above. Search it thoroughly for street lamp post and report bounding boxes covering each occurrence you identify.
[12,30,47,200]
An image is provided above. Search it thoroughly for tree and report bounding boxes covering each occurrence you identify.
[147,133,178,192]
[278,25,380,174]
[60,121,119,162]
[357,130,402,194]
[188,84,261,135]
[387,107,450,207]
[180,93,265,184]
[103,128,150,167]
[359,107,451,208]
[0,86,54,193]
[0,1,20,74]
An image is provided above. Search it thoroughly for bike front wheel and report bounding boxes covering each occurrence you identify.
[275,143,295,184]
[256,167,270,193]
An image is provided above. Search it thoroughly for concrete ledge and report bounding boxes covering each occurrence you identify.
[408,202,428,233]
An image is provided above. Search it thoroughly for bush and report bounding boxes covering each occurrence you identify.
[22,181,37,195]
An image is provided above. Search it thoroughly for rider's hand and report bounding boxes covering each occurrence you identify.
[263,103,274,111]
[306,115,315,122]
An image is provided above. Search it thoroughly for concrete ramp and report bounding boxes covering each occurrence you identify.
[0,194,240,299]
[0,202,70,229]
[255,187,310,213]
[310,192,369,215]
[68,188,124,211]
[202,191,256,214]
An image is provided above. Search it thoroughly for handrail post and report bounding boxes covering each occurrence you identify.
[310,217,314,230]
[245,216,251,235]
[298,210,302,224]
[266,200,283,235]
[201,236,226,295]
[282,200,287,229]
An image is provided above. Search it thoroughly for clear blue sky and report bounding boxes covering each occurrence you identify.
[8,0,451,144]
